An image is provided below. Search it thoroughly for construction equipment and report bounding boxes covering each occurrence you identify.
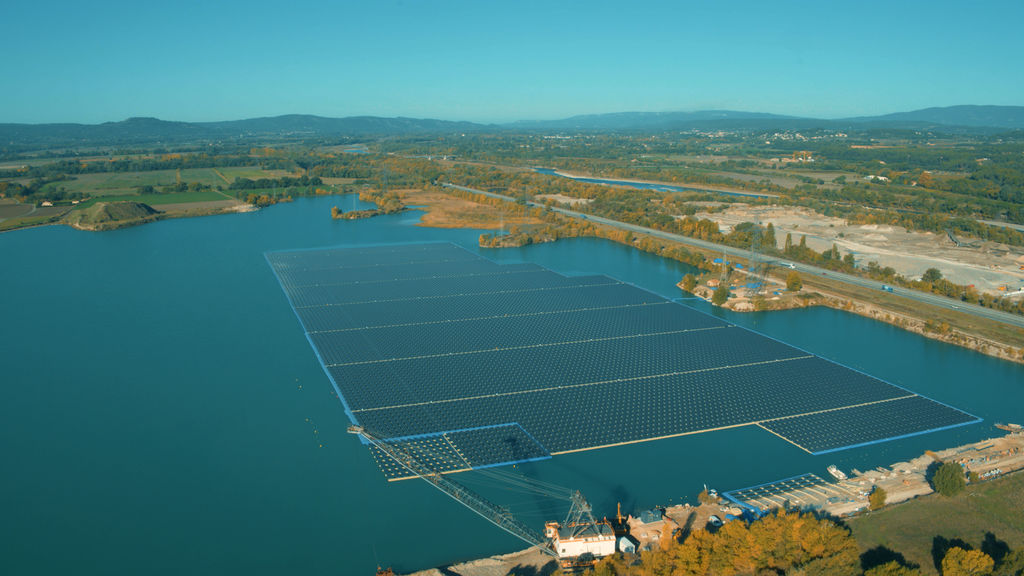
[348,425,558,558]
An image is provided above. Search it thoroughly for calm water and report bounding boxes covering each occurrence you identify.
[1,196,1021,575]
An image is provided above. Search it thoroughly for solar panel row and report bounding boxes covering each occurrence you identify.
[369,423,551,480]
[266,243,980,479]
[759,395,978,454]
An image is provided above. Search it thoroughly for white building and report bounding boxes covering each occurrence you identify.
[545,521,616,558]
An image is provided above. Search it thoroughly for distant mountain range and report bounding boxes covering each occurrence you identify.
[0,115,490,149]
[844,105,1024,129]
[506,110,801,131]
[1,105,1022,149]
[511,105,1024,132]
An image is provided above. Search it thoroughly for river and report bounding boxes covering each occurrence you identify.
[1,196,1020,575]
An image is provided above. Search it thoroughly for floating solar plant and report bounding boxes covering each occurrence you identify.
[266,243,981,480]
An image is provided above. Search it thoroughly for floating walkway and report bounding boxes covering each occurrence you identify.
[266,242,980,480]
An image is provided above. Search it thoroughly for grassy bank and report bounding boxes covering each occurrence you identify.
[849,470,1024,574]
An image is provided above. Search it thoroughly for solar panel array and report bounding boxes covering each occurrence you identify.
[267,243,980,480]
[724,473,835,512]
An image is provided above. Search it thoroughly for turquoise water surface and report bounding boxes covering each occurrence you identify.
[1,196,1021,575]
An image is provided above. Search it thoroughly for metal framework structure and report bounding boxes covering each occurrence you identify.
[561,491,601,538]
[746,225,773,296]
[348,425,558,558]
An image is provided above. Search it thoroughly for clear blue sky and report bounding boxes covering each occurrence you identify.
[5,0,1022,124]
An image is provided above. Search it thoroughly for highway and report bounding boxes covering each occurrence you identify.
[442,183,1024,330]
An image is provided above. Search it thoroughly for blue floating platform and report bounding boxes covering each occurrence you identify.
[266,243,980,479]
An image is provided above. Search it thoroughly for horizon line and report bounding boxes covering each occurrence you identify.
[3,103,1022,127]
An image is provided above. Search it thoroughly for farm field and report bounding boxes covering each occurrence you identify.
[76,190,230,206]
[40,168,225,196]
[0,199,34,219]
[212,166,294,181]
[0,205,72,231]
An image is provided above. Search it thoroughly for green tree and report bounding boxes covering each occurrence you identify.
[697,488,717,504]
[942,547,995,576]
[681,273,697,292]
[764,222,776,249]
[784,232,793,252]
[932,461,967,496]
[787,270,803,291]
[994,549,1024,576]
[923,268,943,283]
[865,561,923,576]
[868,485,887,510]
[712,284,730,306]
[664,509,859,576]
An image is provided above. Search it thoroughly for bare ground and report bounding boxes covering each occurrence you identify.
[400,188,545,229]
[694,204,1024,294]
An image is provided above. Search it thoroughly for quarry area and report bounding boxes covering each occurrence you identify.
[693,204,1024,295]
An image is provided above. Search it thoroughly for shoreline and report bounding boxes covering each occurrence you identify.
[680,277,1024,365]
[401,430,1024,576]
[7,188,1021,363]
[416,183,1024,362]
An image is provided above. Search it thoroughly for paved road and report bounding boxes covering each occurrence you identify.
[443,183,1024,330]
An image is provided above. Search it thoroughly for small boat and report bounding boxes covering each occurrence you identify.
[827,465,848,481]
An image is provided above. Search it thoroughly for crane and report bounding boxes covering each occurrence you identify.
[347,425,558,558]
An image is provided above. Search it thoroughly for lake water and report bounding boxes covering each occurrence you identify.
[1,196,1021,575]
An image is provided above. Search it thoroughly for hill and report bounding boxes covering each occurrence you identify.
[2,106,1022,151]
[845,105,1024,130]
[507,110,800,131]
[0,115,490,150]
[513,105,1024,133]
[64,201,161,231]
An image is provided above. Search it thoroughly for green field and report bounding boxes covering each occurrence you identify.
[42,168,226,196]
[0,206,71,231]
[0,200,34,219]
[849,471,1024,574]
[213,166,293,181]
[75,191,229,207]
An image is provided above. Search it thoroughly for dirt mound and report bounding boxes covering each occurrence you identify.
[65,201,160,230]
